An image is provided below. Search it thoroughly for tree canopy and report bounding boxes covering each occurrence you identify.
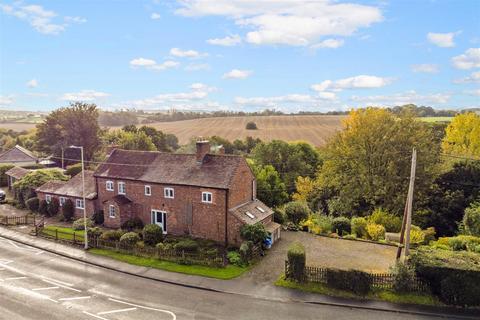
[442,112,480,157]
[251,164,288,207]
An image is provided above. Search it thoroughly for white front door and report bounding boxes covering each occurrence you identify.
[151,210,167,234]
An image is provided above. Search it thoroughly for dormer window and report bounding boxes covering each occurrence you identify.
[164,187,174,199]
[118,182,126,195]
[202,192,212,203]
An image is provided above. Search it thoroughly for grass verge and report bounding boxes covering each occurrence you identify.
[41,226,85,243]
[275,275,443,307]
[89,248,250,280]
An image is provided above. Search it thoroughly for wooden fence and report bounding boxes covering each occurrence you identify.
[37,227,85,246]
[0,215,37,226]
[285,261,429,292]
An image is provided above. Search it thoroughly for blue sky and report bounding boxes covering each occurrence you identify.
[0,0,479,112]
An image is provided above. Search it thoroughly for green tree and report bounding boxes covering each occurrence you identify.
[240,223,268,244]
[36,102,102,161]
[284,201,311,224]
[463,202,480,236]
[62,199,75,221]
[251,164,288,207]
[115,130,156,151]
[13,169,68,203]
[442,112,480,157]
[139,126,171,152]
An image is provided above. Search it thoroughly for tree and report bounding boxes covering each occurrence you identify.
[13,169,68,204]
[442,112,480,157]
[62,199,75,221]
[284,201,311,224]
[251,164,288,207]
[246,121,258,130]
[114,130,156,151]
[139,126,173,152]
[47,197,60,217]
[240,223,268,244]
[463,202,480,236]
[316,108,440,216]
[65,163,82,177]
[36,102,102,161]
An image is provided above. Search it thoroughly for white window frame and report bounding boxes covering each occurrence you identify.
[109,205,116,218]
[76,199,85,210]
[45,194,52,203]
[145,185,152,196]
[118,182,126,195]
[59,197,66,207]
[202,191,213,203]
[106,181,114,191]
[164,187,174,199]
[151,209,167,234]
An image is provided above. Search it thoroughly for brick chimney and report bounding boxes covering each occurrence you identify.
[196,140,210,163]
[217,145,225,155]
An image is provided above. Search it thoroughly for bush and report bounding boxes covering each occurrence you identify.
[287,242,306,282]
[239,240,254,263]
[326,269,371,295]
[0,164,14,187]
[47,197,60,217]
[463,202,480,236]
[38,200,48,215]
[119,232,141,246]
[391,262,415,293]
[100,229,124,241]
[91,210,104,225]
[368,208,402,232]
[25,197,39,212]
[245,121,257,130]
[174,239,199,252]
[65,163,83,177]
[121,217,144,231]
[227,251,243,267]
[284,201,311,225]
[142,224,163,246]
[87,227,103,238]
[351,217,368,238]
[366,223,385,241]
[332,217,351,235]
[410,225,425,245]
[423,227,436,244]
[240,223,268,244]
[273,207,287,224]
[62,199,75,221]
[72,218,94,231]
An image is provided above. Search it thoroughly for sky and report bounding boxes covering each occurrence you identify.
[0,0,479,112]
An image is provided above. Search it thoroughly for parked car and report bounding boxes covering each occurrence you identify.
[0,190,6,203]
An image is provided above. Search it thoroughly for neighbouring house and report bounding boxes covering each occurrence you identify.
[5,166,31,191]
[94,140,280,246]
[0,145,38,167]
[36,170,98,219]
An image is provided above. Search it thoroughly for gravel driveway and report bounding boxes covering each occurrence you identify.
[241,231,397,284]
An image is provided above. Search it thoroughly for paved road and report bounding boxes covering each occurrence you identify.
[0,236,444,320]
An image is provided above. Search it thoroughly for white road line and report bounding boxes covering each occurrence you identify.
[82,311,109,320]
[5,276,27,280]
[108,297,177,320]
[40,276,73,286]
[97,307,137,315]
[41,279,81,292]
[7,240,21,248]
[47,297,59,303]
[59,296,91,301]
[32,286,59,291]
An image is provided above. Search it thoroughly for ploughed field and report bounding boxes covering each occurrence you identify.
[140,115,345,146]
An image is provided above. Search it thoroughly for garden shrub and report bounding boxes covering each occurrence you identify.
[390,262,415,293]
[287,242,306,282]
[62,199,75,221]
[38,200,48,215]
[0,164,14,187]
[100,229,124,241]
[423,227,436,244]
[227,251,243,267]
[273,207,287,224]
[342,234,356,240]
[316,214,333,234]
[326,269,371,295]
[65,163,83,177]
[91,210,104,225]
[239,241,253,263]
[368,208,402,232]
[240,222,268,244]
[409,225,425,245]
[174,239,199,252]
[142,224,163,246]
[332,217,351,235]
[25,197,39,212]
[155,242,166,250]
[72,218,94,231]
[351,217,368,238]
[87,227,102,238]
[462,202,480,236]
[47,197,60,217]
[119,232,141,246]
[284,201,311,225]
[121,217,144,231]
[245,121,258,130]
[366,223,385,241]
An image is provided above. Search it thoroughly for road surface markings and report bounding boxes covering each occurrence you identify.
[97,307,137,315]
[82,311,109,320]
[5,276,27,280]
[59,296,91,301]
[109,298,177,320]
[40,276,73,286]
[32,286,60,291]
[41,279,82,292]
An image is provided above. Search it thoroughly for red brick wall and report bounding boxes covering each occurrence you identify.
[228,160,255,208]
[36,191,96,219]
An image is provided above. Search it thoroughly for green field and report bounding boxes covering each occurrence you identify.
[419,117,453,123]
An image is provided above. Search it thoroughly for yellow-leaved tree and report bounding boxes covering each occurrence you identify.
[442,112,480,157]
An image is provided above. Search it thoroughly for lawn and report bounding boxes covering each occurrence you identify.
[41,226,85,243]
[89,248,250,280]
[275,275,443,307]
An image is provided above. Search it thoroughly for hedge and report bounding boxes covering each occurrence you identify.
[287,242,306,282]
[326,269,371,295]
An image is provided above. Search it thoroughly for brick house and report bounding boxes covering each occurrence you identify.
[94,141,280,246]
[36,171,98,219]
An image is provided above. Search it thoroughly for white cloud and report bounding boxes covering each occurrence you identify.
[466,89,480,96]
[170,47,207,58]
[234,91,336,109]
[207,34,242,46]
[61,90,110,101]
[427,32,459,48]
[411,64,439,74]
[0,95,14,106]
[176,0,383,47]
[311,75,392,92]
[26,79,38,88]
[454,71,480,83]
[311,39,344,49]
[129,57,179,71]
[184,63,210,71]
[222,69,252,79]
[1,3,85,35]
[151,13,161,20]
[350,90,451,106]
[452,48,480,69]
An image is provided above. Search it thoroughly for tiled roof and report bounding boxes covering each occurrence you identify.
[229,199,273,225]
[36,170,97,199]
[94,149,245,189]
[0,145,38,163]
[5,166,31,180]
